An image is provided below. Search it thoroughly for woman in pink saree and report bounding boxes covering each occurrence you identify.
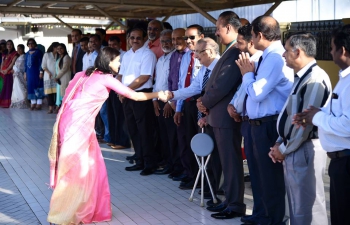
[48,47,168,224]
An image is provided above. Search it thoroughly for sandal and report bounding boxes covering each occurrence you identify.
[36,105,42,110]
[47,110,53,114]
[30,104,36,111]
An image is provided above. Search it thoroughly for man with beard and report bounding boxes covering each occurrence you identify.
[145,20,164,59]
[227,24,264,224]
[152,30,181,175]
[118,27,157,176]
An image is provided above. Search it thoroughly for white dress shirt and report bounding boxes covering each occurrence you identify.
[242,41,294,119]
[153,50,175,100]
[119,46,157,91]
[229,50,263,114]
[313,66,350,152]
[82,52,91,71]
[173,55,220,111]
[176,51,202,112]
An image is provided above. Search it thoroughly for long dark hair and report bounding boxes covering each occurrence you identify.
[86,47,120,76]
[4,40,16,54]
[47,42,59,53]
[57,43,68,69]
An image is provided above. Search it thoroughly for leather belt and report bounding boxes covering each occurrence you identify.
[241,116,249,121]
[327,149,350,159]
[249,115,279,126]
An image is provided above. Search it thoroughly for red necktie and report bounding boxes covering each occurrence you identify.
[185,52,195,87]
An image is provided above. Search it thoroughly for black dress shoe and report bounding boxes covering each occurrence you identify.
[206,202,227,212]
[206,198,222,207]
[154,167,172,175]
[140,167,155,176]
[241,216,256,224]
[125,164,143,171]
[179,179,200,190]
[211,208,245,219]
[172,174,187,181]
[168,171,183,179]
[180,176,192,184]
[126,154,136,160]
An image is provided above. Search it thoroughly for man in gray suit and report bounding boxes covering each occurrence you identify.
[269,33,331,225]
[197,11,246,219]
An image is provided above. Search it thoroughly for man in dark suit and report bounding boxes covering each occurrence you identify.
[71,29,85,79]
[197,11,246,219]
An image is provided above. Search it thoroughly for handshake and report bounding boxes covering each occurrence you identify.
[157,90,173,102]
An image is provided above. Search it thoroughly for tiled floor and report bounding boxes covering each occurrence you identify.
[0,107,331,225]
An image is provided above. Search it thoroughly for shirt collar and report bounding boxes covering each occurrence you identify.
[262,41,282,59]
[148,38,160,47]
[296,59,317,78]
[339,66,350,78]
[207,55,220,71]
[250,51,263,62]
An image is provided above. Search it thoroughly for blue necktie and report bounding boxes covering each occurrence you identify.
[198,68,211,120]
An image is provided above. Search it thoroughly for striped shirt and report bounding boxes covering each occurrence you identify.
[277,60,332,155]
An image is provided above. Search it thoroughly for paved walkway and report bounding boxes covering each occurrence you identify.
[0,107,330,225]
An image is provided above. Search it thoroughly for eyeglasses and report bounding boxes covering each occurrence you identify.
[194,49,209,54]
[148,27,160,32]
[160,40,172,44]
[183,35,196,40]
[129,36,143,41]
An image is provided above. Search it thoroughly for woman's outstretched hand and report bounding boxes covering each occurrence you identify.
[158,90,172,102]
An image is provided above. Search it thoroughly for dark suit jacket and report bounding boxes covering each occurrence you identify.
[201,47,242,129]
[71,46,84,78]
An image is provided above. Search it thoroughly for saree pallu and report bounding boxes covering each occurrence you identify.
[11,71,28,109]
[47,72,112,225]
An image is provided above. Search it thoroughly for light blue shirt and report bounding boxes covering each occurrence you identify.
[176,51,202,112]
[242,41,294,119]
[173,56,220,111]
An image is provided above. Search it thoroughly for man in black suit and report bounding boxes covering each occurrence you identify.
[71,29,85,79]
[197,11,246,219]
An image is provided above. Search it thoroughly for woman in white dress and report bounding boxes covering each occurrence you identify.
[55,43,71,112]
[10,44,28,108]
[42,42,59,113]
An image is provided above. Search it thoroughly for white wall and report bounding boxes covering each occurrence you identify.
[0,26,73,53]
[272,0,350,22]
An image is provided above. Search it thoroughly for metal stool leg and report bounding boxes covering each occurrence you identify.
[189,155,202,203]
[189,154,217,207]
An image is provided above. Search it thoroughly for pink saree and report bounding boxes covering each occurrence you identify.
[48,71,133,225]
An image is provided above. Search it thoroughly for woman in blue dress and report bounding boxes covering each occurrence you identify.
[24,38,44,110]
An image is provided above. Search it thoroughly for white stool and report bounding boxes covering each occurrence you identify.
[189,128,218,207]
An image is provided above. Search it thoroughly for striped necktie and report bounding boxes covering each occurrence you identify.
[197,68,211,120]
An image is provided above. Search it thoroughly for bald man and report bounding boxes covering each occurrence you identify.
[145,19,164,59]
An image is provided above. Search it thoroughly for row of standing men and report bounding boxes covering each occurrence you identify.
[70,13,350,225]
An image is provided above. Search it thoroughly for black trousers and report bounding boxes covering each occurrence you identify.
[122,89,155,169]
[204,125,222,195]
[182,101,199,179]
[47,93,56,107]
[107,91,130,147]
[211,123,246,213]
[329,156,350,225]
[176,114,187,175]
[156,101,182,172]
[241,121,264,218]
[250,120,285,224]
